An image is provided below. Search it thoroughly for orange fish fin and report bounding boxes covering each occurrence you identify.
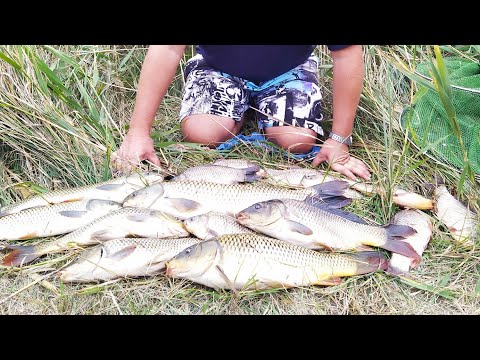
[355,244,375,251]
[2,246,39,266]
[62,198,83,203]
[19,232,39,240]
[314,243,333,251]
[314,276,343,286]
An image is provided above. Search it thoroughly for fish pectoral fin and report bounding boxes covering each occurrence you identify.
[207,229,220,239]
[90,229,121,242]
[106,245,137,260]
[313,276,343,286]
[95,183,125,191]
[285,220,313,235]
[165,198,203,212]
[59,210,88,218]
[124,233,142,238]
[62,198,83,203]
[215,265,239,294]
[126,214,150,222]
[314,243,333,251]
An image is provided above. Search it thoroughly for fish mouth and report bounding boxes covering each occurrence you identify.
[255,169,267,178]
[235,212,248,222]
[165,262,175,277]
[58,270,71,282]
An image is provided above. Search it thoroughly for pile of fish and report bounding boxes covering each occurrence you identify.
[0,160,477,291]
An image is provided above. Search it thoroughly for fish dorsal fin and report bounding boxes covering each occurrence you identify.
[308,202,368,225]
[285,219,313,235]
[106,245,137,260]
[304,195,352,209]
[312,180,350,195]
[59,210,88,218]
[96,183,125,191]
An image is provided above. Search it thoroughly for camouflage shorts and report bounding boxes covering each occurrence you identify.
[180,52,325,135]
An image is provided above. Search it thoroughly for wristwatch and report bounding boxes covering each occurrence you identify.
[328,132,353,146]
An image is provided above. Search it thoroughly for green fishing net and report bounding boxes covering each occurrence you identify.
[400,56,480,174]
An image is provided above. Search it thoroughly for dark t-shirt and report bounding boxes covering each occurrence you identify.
[197,45,349,83]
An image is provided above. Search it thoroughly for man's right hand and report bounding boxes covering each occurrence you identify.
[111,46,186,173]
[112,129,161,173]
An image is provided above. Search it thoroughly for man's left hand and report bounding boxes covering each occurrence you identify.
[312,138,371,181]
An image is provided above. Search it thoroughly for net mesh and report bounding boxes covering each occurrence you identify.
[400,56,480,174]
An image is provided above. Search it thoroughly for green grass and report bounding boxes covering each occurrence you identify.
[0,45,479,315]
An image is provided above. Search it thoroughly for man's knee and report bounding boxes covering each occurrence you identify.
[264,127,317,154]
[181,114,243,147]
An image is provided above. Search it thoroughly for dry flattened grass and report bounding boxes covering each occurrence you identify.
[0,45,479,315]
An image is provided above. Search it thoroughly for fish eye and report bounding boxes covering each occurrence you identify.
[185,248,192,254]
[254,204,261,210]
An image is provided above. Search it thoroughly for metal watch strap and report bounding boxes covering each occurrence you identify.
[328,132,352,146]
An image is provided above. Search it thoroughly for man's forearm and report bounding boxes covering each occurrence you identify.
[129,45,187,135]
[330,45,364,138]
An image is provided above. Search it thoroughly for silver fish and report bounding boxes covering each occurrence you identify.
[166,233,388,290]
[387,210,432,275]
[59,237,201,282]
[172,164,261,184]
[123,180,351,220]
[262,167,363,199]
[236,198,419,259]
[2,207,189,266]
[0,199,122,241]
[0,172,163,217]
[434,185,478,246]
[262,167,434,209]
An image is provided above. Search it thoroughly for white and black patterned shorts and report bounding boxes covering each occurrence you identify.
[179,53,325,135]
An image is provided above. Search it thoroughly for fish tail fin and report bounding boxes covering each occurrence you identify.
[351,251,388,274]
[381,224,420,261]
[244,174,262,182]
[243,166,262,182]
[423,174,444,193]
[386,264,408,276]
[2,246,40,267]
